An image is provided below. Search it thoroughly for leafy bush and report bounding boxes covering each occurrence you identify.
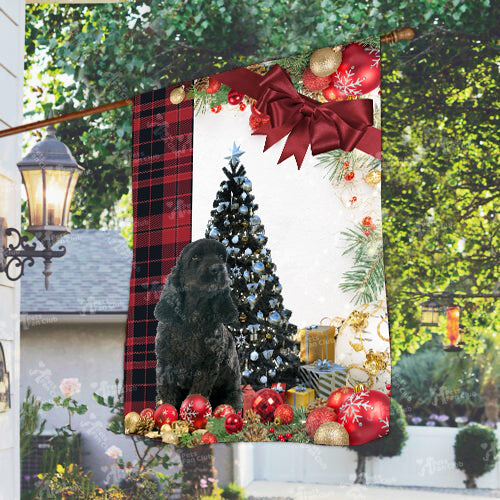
[222,482,247,499]
[454,423,498,488]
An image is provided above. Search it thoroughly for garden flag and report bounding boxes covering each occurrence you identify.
[124,38,391,447]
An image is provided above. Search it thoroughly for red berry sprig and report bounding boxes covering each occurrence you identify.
[211,105,222,113]
[344,171,355,181]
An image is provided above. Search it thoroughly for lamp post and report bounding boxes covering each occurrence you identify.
[0,126,83,289]
[420,299,440,327]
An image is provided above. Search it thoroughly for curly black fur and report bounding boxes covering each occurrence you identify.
[154,239,243,411]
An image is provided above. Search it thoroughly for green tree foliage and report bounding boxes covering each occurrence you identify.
[454,423,498,488]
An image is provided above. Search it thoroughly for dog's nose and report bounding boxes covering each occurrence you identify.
[209,264,225,275]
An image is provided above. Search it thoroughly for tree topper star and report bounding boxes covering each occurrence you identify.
[225,142,245,166]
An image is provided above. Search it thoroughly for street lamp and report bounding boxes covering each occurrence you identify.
[0,125,83,289]
[420,299,440,327]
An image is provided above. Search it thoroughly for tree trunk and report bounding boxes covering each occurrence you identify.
[178,445,217,498]
[354,453,366,484]
[464,475,477,489]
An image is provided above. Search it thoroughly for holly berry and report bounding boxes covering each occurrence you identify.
[278,434,284,440]
[344,160,350,167]
[371,224,377,230]
[285,432,292,439]
[344,171,355,181]
[211,105,222,113]
[364,229,371,236]
[352,196,357,202]
[206,77,221,94]
[227,89,244,105]
[387,392,391,397]
[386,384,391,390]
[239,103,247,111]
[362,216,373,227]
[269,427,274,433]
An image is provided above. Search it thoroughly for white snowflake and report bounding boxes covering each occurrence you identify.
[364,45,380,68]
[378,416,390,438]
[181,401,198,425]
[235,333,247,349]
[333,68,365,96]
[203,403,212,419]
[231,265,242,278]
[339,391,374,426]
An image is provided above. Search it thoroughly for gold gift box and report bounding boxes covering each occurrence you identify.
[297,321,337,363]
[285,386,315,407]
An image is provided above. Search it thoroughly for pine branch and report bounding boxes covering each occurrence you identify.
[274,50,312,85]
[357,35,381,49]
[187,83,231,115]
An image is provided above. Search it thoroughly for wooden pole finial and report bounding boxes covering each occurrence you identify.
[381,27,416,45]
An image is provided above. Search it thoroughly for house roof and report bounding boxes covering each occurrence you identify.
[21,230,132,314]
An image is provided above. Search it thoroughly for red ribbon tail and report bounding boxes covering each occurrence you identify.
[277,121,310,169]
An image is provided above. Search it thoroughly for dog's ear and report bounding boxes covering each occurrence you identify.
[154,265,184,324]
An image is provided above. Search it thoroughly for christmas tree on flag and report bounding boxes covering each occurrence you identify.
[205,143,300,388]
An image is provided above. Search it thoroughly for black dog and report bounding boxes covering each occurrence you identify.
[154,238,243,412]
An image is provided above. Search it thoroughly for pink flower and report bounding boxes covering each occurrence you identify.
[105,445,123,460]
[59,378,81,398]
[200,478,208,489]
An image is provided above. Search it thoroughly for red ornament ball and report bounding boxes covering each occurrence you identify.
[278,434,285,441]
[305,407,337,439]
[249,113,270,132]
[140,408,155,420]
[179,394,212,430]
[344,171,355,181]
[269,427,275,433]
[386,384,391,390]
[285,432,292,439]
[239,103,247,111]
[338,389,390,446]
[206,77,221,94]
[154,404,178,428]
[251,388,283,423]
[331,43,380,97]
[201,432,218,444]
[327,386,354,412]
[365,229,371,236]
[274,403,294,425]
[302,66,331,91]
[211,105,222,114]
[362,216,373,227]
[387,392,391,397]
[322,84,347,102]
[213,404,235,420]
[227,88,244,105]
[224,413,244,434]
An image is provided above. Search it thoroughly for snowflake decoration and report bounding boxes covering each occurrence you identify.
[364,46,380,69]
[339,391,374,426]
[378,416,390,438]
[203,405,212,419]
[231,265,242,278]
[181,401,198,425]
[333,68,364,96]
[235,333,247,349]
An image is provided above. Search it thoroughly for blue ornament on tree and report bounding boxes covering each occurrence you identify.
[239,205,249,215]
[209,228,220,239]
[252,261,265,273]
[269,311,281,325]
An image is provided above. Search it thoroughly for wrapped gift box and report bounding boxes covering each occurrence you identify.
[285,385,315,407]
[242,384,256,413]
[271,382,287,397]
[297,322,337,363]
[299,360,347,399]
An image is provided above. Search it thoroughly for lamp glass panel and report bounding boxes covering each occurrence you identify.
[62,171,80,226]
[44,169,72,226]
[21,169,44,227]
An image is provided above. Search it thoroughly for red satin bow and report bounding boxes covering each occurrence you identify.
[252,65,374,168]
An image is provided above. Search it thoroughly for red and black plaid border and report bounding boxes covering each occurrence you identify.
[124,85,194,414]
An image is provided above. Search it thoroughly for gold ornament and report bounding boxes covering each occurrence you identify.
[266,333,272,340]
[365,170,382,186]
[192,429,209,438]
[194,77,209,92]
[353,383,366,393]
[309,46,343,77]
[247,63,268,75]
[161,430,179,445]
[244,95,257,106]
[239,313,247,323]
[170,85,185,105]
[349,310,369,332]
[135,416,155,435]
[363,349,388,375]
[242,424,270,442]
[305,397,328,417]
[273,416,283,426]
[145,431,161,439]
[314,422,350,446]
[160,423,172,434]
[124,411,140,434]
[171,420,190,435]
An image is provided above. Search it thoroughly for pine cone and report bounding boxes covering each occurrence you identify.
[135,416,155,435]
[242,424,270,442]
[194,76,210,92]
[189,437,203,447]
[244,409,261,425]
[305,397,328,417]
[247,64,268,75]
[244,95,257,106]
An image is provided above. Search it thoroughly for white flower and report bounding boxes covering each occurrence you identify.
[59,378,81,398]
[105,445,123,460]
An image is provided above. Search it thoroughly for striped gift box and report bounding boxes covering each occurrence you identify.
[298,360,347,399]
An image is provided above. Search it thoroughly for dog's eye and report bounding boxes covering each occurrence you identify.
[191,255,200,261]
